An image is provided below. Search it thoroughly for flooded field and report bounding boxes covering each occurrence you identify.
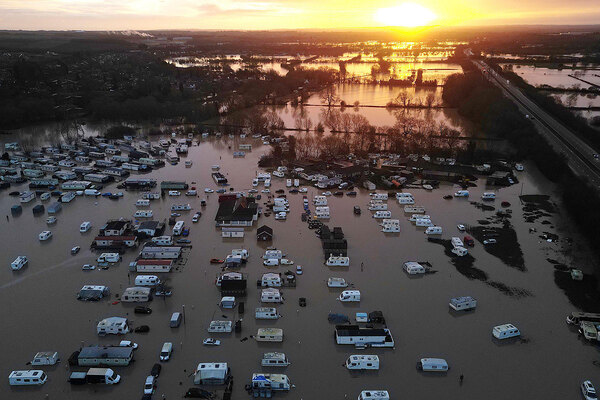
[501,64,600,89]
[0,136,598,400]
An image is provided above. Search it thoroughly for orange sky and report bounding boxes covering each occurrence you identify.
[0,0,599,30]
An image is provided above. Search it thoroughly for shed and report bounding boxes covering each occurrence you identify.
[257,225,273,241]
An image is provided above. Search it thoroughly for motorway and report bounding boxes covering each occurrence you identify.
[472,59,600,188]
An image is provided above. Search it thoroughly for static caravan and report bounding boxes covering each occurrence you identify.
[415,218,434,227]
[31,352,59,366]
[404,205,426,213]
[403,262,426,275]
[370,193,388,201]
[255,328,284,342]
[409,214,431,222]
[452,246,468,257]
[326,255,350,267]
[151,236,173,246]
[208,320,233,333]
[334,325,395,348]
[372,211,391,219]
[194,363,230,385]
[492,324,520,339]
[338,290,361,302]
[136,199,151,207]
[77,285,110,301]
[313,196,327,206]
[417,358,449,372]
[263,250,282,260]
[220,296,236,309]
[261,273,282,287]
[19,191,36,203]
[142,192,160,200]
[425,226,443,235]
[315,206,330,219]
[140,246,181,259]
[358,391,390,400]
[451,237,464,248]
[134,260,172,273]
[8,370,47,386]
[77,346,134,367]
[346,355,380,370]
[381,219,400,233]
[171,204,191,211]
[262,352,290,367]
[261,288,282,303]
[327,277,348,288]
[449,296,477,311]
[97,317,129,335]
[255,307,281,320]
[97,253,120,263]
[368,202,387,211]
[251,373,291,391]
[134,210,153,218]
[121,287,152,302]
[134,275,161,287]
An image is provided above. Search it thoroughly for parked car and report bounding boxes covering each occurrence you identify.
[204,188,214,193]
[143,375,156,395]
[582,380,597,400]
[82,264,96,271]
[483,238,497,245]
[119,340,139,350]
[71,246,81,255]
[135,306,152,314]
[296,265,303,275]
[203,338,221,346]
[151,363,162,377]
[134,325,150,333]
[457,224,466,232]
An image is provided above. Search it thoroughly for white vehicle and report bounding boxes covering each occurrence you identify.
[372,211,392,219]
[582,381,597,400]
[8,370,47,386]
[515,163,524,171]
[255,307,281,320]
[84,189,101,196]
[322,191,332,196]
[168,190,181,196]
[159,342,173,361]
[338,290,361,302]
[11,256,28,271]
[263,249,282,260]
[134,210,153,218]
[346,355,379,370]
[415,218,433,227]
[403,262,426,275]
[293,179,299,187]
[368,202,387,211]
[220,296,236,309]
[185,160,193,168]
[404,205,426,213]
[425,226,442,235]
[255,328,284,342]
[327,277,348,288]
[454,190,469,197]
[396,192,413,198]
[46,216,57,225]
[299,187,307,193]
[449,296,477,311]
[173,221,185,236]
[457,224,466,232]
[38,231,52,241]
[452,246,468,256]
[451,237,464,248]
[204,188,214,193]
[261,273,282,287]
[262,352,290,367]
[261,189,271,193]
[134,275,161,287]
[313,196,327,206]
[261,288,282,303]
[315,206,330,219]
[80,221,92,233]
[263,258,279,266]
[492,324,520,339]
[286,179,292,187]
[272,171,284,178]
[481,192,496,200]
[483,238,497,245]
[186,190,197,196]
[370,193,388,201]
[171,204,191,211]
[275,212,287,220]
[151,236,173,246]
[31,351,59,366]
[97,253,120,263]
[358,390,390,400]
[280,258,294,265]
[208,320,233,333]
[409,214,430,222]
[119,340,138,350]
[203,338,221,346]
[144,375,156,394]
[252,178,259,187]
[398,196,415,205]
[326,255,350,267]
[97,317,129,335]
[417,358,449,372]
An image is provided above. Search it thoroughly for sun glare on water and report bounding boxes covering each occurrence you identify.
[375,3,437,27]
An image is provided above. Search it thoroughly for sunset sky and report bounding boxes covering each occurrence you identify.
[0,0,598,30]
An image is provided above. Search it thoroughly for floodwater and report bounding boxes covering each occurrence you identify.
[502,64,600,89]
[0,136,598,400]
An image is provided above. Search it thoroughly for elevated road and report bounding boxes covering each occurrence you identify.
[472,59,600,187]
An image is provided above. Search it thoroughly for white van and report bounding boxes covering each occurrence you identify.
[263,258,279,266]
[159,342,173,361]
[97,253,120,263]
[84,189,100,196]
[172,220,184,236]
[261,288,282,303]
[9,370,47,386]
[482,192,496,200]
[338,290,361,302]
[80,221,92,233]
[425,226,442,235]
[134,275,161,287]
[346,355,379,370]
[417,358,449,372]
[255,307,281,320]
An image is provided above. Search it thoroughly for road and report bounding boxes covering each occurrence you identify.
[472,59,600,187]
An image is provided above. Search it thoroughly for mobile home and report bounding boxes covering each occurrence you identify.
[346,355,379,370]
[403,262,426,275]
[492,324,520,339]
[194,363,230,385]
[381,219,400,233]
[255,328,284,342]
[262,352,290,367]
[261,288,282,303]
[208,320,233,333]
[8,370,47,386]
[97,317,129,335]
[338,290,361,302]
[372,211,391,219]
[134,275,161,286]
[404,205,425,213]
[326,255,350,267]
[449,296,477,311]
[121,287,152,302]
[417,358,448,372]
[255,307,281,320]
[425,226,442,235]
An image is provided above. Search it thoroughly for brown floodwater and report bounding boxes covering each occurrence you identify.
[0,137,597,400]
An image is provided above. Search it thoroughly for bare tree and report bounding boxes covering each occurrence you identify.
[320,86,340,108]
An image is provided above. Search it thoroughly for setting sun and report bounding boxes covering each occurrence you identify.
[374,3,437,27]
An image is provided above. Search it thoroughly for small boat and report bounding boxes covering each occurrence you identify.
[210,258,224,264]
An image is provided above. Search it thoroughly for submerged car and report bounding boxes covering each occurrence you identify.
[135,306,152,314]
[457,224,466,232]
[203,338,221,346]
[483,239,497,245]
[119,340,139,350]
[82,264,96,271]
[582,381,597,400]
[71,246,81,255]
